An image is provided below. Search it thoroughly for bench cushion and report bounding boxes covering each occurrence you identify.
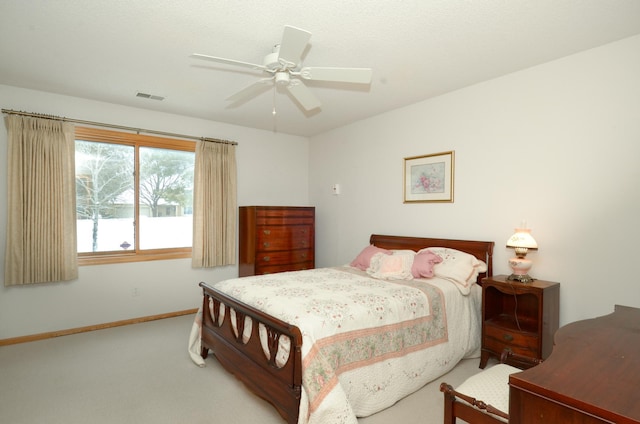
[455,363,521,419]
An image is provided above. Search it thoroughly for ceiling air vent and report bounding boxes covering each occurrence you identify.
[136,92,165,101]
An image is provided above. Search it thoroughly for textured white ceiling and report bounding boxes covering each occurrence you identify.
[1,0,640,137]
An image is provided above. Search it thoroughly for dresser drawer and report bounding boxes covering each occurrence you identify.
[255,249,313,266]
[256,208,314,226]
[256,216,314,226]
[484,322,539,356]
[256,260,314,275]
[257,226,313,251]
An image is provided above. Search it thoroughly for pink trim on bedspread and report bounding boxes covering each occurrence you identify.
[303,280,446,412]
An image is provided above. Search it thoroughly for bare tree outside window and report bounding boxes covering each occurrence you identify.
[75,140,134,252]
[139,147,194,249]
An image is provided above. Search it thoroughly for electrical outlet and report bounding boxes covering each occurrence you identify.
[132,287,140,297]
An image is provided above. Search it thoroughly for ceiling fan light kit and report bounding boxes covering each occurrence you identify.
[275,72,290,86]
[192,25,372,112]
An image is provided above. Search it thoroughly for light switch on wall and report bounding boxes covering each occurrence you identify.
[332,183,341,195]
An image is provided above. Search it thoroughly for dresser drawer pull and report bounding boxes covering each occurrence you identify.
[301,253,306,258]
[503,333,514,342]
[263,242,270,248]
[262,256,270,262]
[263,230,271,235]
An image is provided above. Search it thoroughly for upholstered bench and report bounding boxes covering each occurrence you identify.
[440,352,541,424]
[440,363,518,423]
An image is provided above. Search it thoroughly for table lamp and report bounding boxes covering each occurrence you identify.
[506,225,538,283]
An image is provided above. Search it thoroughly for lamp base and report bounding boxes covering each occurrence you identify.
[507,273,535,283]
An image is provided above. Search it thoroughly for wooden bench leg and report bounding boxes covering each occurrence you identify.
[440,383,456,424]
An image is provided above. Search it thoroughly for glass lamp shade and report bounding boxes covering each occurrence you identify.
[506,228,538,283]
[506,228,538,249]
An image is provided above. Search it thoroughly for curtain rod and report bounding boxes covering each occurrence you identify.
[1,108,238,146]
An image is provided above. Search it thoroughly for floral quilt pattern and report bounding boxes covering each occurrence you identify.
[213,267,450,423]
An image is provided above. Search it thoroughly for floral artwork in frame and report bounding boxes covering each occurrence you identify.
[403,151,454,203]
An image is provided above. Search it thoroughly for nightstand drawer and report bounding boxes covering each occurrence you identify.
[484,324,538,355]
[483,332,539,352]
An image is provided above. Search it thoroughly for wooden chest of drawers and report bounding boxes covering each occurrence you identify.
[239,206,315,276]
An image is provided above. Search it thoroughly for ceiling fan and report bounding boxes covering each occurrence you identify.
[191,25,373,112]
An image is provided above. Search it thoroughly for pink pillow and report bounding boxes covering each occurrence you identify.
[350,245,392,270]
[411,250,443,278]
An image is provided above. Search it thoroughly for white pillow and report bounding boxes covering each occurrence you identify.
[423,247,487,293]
[366,250,415,280]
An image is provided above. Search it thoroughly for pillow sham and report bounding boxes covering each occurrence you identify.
[350,245,392,271]
[424,247,488,293]
[366,250,415,280]
[411,249,443,278]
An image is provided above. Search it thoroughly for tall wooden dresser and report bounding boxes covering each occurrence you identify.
[239,206,315,276]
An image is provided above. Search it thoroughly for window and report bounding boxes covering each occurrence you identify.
[75,127,195,265]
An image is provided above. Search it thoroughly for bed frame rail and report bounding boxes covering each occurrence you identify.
[199,282,303,424]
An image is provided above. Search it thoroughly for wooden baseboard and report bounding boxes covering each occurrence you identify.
[0,308,198,346]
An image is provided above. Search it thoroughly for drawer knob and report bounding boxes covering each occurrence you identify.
[263,230,271,235]
[262,256,270,262]
[503,333,514,342]
[263,242,270,248]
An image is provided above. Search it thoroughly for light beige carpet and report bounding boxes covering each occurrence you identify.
[0,314,482,424]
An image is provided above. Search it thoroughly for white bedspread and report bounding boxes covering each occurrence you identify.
[189,266,481,424]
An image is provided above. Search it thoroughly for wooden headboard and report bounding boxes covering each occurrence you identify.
[369,234,494,283]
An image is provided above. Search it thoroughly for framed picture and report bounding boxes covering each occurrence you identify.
[403,151,455,203]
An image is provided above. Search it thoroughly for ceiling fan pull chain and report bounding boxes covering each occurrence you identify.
[272,85,278,133]
[272,84,277,116]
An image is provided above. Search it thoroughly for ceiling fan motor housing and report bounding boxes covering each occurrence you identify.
[263,50,281,71]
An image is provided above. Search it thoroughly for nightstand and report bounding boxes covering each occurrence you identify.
[480,275,559,369]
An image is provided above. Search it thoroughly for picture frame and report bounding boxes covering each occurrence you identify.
[403,151,455,203]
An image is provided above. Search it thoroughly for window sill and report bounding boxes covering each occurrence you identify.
[78,250,191,266]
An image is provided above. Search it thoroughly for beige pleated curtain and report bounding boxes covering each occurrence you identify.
[4,115,78,285]
[191,140,237,268]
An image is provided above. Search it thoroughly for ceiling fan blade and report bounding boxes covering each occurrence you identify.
[227,78,273,103]
[286,80,321,111]
[277,26,311,67]
[298,67,373,84]
[191,53,267,71]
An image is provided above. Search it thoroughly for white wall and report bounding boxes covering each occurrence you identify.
[309,35,640,326]
[0,85,310,339]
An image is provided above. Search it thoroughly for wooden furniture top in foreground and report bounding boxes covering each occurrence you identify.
[509,304,640,423]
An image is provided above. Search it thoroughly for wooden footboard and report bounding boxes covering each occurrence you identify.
[199,281,303,424]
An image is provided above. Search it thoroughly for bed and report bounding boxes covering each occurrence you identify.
[189,234,494,424]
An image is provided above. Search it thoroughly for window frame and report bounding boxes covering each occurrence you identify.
[75,127,196,266]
